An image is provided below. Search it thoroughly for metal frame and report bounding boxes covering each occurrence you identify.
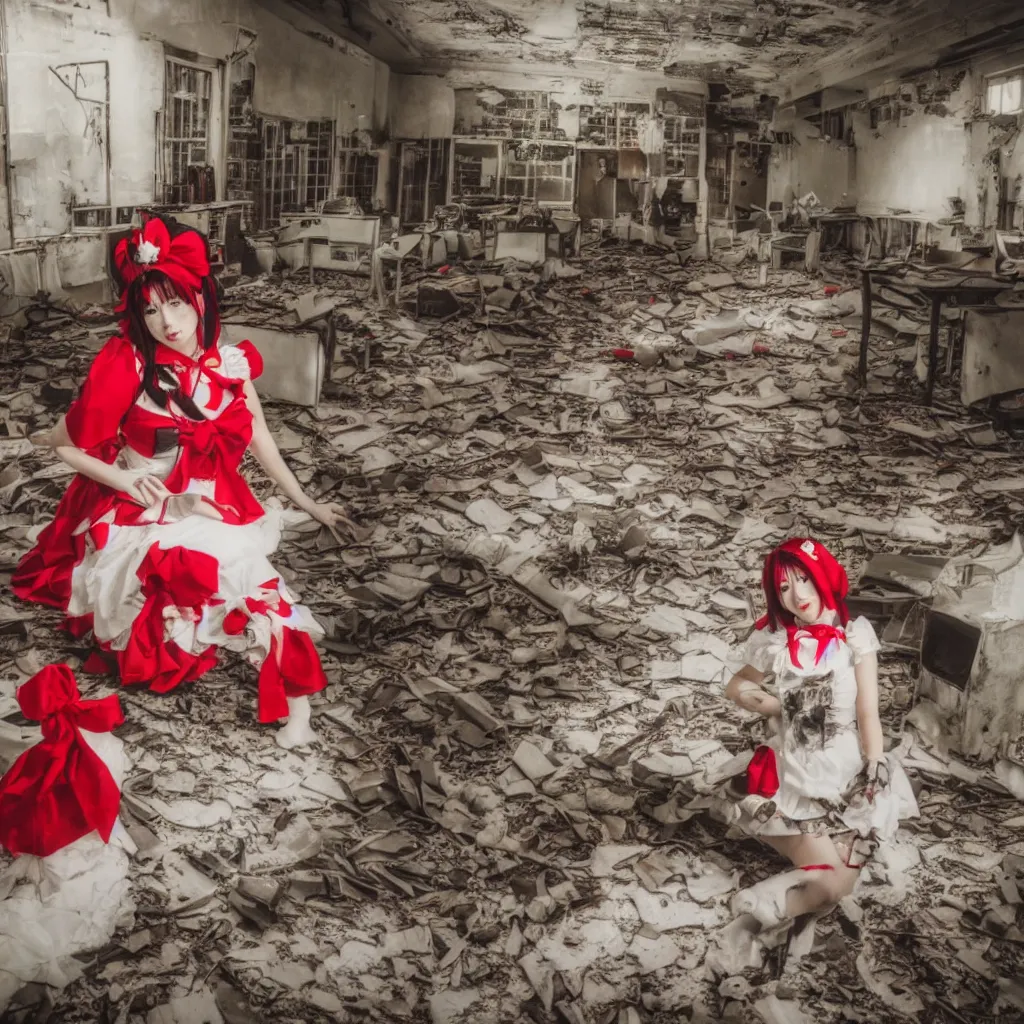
[502,140,575,207]
[337,133,379,210]
[261,118,334,228]
[448,137,501,203]
[161,56,214,204]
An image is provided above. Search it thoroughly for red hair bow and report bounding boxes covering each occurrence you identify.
[0,664,124,857]
[113,216,209,303]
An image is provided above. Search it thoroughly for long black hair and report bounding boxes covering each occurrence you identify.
[121,267,221,423]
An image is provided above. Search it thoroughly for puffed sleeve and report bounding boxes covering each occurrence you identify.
[846,616,881,665]
[64,336,140,451]
[742,628,782,674]
[219,340,263,382]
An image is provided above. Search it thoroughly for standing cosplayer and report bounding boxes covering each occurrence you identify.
[719,537,918,927]
[12,216,349,748]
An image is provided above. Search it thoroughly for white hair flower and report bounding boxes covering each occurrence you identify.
[135,239,161,265]
[800,539,818,559]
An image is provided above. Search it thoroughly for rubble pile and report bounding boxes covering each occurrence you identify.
[1,243,1023,1023]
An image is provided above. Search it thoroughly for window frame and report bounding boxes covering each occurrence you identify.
[160,57,214,204]
[986,69,1024,116]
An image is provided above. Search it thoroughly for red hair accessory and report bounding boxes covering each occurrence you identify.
[0,664,124,857]
[755,537,850,667]
[113,216,209,308]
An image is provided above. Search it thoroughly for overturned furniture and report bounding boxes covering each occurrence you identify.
[222,300,336,409]
[916,536,1024,763]
[276,203,392,276]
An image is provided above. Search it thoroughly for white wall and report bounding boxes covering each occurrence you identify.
[389,75,456,138]
[768,108,855,211]
[767,64,1006,233]
[5,0,390,241]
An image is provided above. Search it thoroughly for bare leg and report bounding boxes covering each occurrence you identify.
[275,695,319,750]
[732,833,860,926]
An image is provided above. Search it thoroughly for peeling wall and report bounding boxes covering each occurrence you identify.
[390,69,705,140]
[853,71,976,221]
[766,62,1024,237]
[768,108,855,210]
[5,0,389,244]
[389,75,456,138]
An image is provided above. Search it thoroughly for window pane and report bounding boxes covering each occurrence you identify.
[1004,76,1022,113]
[988,80,1004,114]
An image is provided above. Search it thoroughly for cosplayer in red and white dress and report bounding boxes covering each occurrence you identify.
[717,538,918,928]
[12,216,352,749]
[0,666,132,1012]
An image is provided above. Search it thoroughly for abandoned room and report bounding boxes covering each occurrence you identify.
[3,0,1024,1021]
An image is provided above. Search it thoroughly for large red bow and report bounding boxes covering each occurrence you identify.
[113,216,209,307]
[0,665,124,857]
[785,623,845,668]
[176,401,252,481]
[118,544,220,692]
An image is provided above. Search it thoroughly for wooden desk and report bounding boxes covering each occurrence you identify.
[858,260,1009,405]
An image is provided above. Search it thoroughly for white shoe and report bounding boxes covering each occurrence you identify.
[738,794,777,823]
[730,868,809,928]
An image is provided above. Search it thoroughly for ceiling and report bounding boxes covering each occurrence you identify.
[273,0,919,93]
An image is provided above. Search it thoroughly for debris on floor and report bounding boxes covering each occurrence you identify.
[2,243,1024,1023]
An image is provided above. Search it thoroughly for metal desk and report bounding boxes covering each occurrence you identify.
[858,260,1010,405]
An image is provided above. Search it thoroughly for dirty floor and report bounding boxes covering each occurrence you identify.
[2,246,1024,1024]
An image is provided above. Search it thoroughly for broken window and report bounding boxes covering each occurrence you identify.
[336,134,379,212]
[451,140,502,200]
[662,114,702,178]
[616,103,650,149]
[579,102,653,149]
[261,119,334,227]
[160,58,213,204]
[706,133,732,221]
[49,61,111,229]
[226,62,260,211]
[502,142,575,205]
[987,72,1024,116]
[453,89,558,139]
[398,139,449,225]
[820,109,847,142]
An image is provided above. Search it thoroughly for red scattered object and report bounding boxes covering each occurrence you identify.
[649,296,656,304]
[752,342,772,355]
[824,284,840,296]
[831,328,848,338]
[725,352,736,361]
[746,745,779,798]
[437,265,451,275]
[607,348,636,360]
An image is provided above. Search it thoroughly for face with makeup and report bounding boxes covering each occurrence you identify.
[142,285,201,355]
[778,566,825,625]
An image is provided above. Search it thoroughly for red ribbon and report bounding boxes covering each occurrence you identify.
[785,623,845,668]
[223,579,291,636]
[257,628,328,723]
[174,400,252,482]
[0,665,124,857]
[118,544,220,693]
